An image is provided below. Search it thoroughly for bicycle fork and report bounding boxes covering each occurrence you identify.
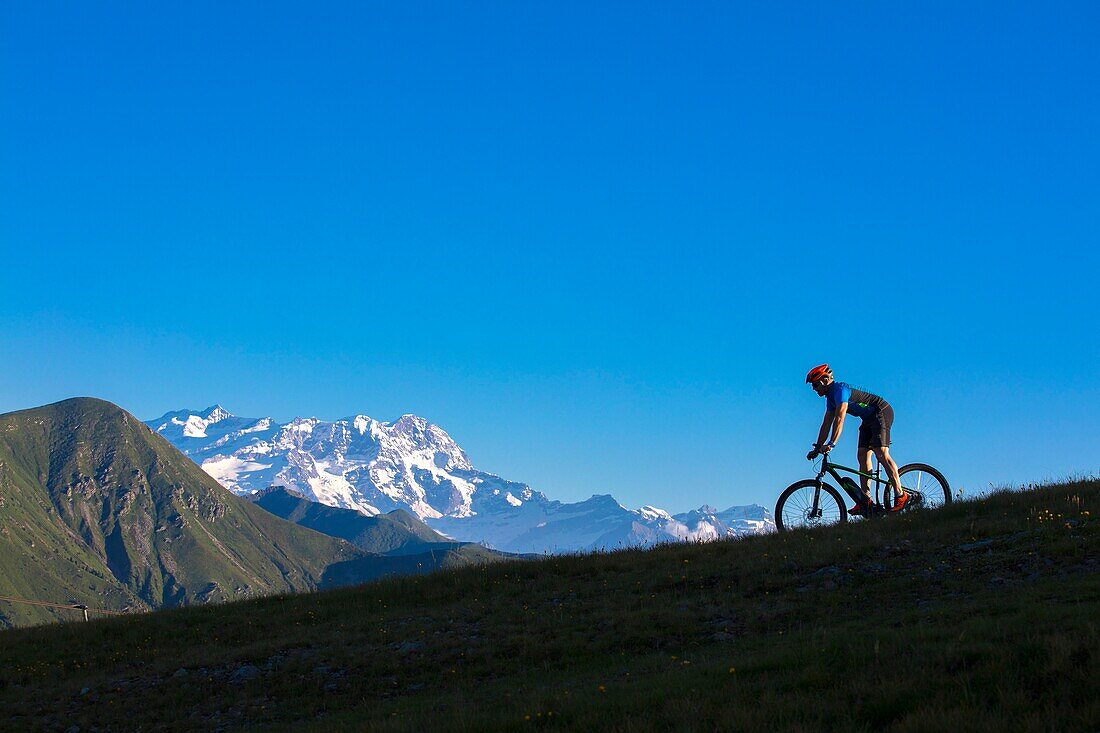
[808,465,829,519]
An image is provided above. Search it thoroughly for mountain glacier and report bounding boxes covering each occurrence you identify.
[146,405,774,553]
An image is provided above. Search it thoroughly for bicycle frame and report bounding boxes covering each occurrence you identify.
[808,454,909,515]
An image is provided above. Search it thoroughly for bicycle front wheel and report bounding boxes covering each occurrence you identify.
[897,463,951,511]
[775,480,847,532]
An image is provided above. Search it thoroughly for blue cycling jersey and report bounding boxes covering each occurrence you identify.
[825,382,888,419]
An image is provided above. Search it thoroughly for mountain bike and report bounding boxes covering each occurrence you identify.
[775,450,950,532]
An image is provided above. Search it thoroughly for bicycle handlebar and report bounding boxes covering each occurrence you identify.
[807,446,830,479]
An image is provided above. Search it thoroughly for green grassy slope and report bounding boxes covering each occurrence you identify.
[0,478,1096,732]
[0,398,367,627]
[321,542,513,586]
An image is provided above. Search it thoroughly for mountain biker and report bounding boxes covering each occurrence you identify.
[804,364,908,514]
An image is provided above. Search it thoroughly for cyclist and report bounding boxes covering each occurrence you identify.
[804,364,908,514]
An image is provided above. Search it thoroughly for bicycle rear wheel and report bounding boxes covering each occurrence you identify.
[896,463,951,511]
[775,480,847,532]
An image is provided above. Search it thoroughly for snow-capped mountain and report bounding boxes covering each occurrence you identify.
[146,405,774,553]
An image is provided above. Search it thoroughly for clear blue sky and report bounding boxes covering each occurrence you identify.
[2,2,1097,511]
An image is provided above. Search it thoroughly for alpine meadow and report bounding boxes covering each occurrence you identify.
[0,475,1096,730]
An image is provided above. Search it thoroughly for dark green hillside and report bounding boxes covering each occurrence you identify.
[0,398,367,627]
[252,487,519,583]
[321,543,511,586]
[251,487,449,554]
[0,477,1096,731]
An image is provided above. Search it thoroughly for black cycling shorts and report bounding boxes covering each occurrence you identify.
[857,404,893,449]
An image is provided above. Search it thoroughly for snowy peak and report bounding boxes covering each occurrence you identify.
[381,415,472,472]
[200,404,233,423]
[639,505,673,522]
[149,407,277,455]
[147,407,481,518]
[667,503,774,540]
[582,494,625,511]
[150,405,243,440]
[394,414,428,429]
[351,415,375,436]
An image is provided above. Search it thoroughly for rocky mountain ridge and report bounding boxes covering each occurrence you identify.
[148,405,775,553]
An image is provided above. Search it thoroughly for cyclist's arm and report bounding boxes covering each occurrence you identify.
[815,409,836,448]
[827,402,849,447]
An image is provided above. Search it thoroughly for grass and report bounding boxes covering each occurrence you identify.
[0,477,1096,732]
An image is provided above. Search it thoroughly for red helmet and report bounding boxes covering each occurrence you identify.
[805,364,831,383]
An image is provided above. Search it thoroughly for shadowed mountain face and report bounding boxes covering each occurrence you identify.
[250,487,520,581]
[0,398,370,627]
[250,487,450,554]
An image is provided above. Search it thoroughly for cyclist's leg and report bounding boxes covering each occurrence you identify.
[871,407,904,505]
[874,445,904,503]
[856,419,875,496]
[856,444,874,500]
